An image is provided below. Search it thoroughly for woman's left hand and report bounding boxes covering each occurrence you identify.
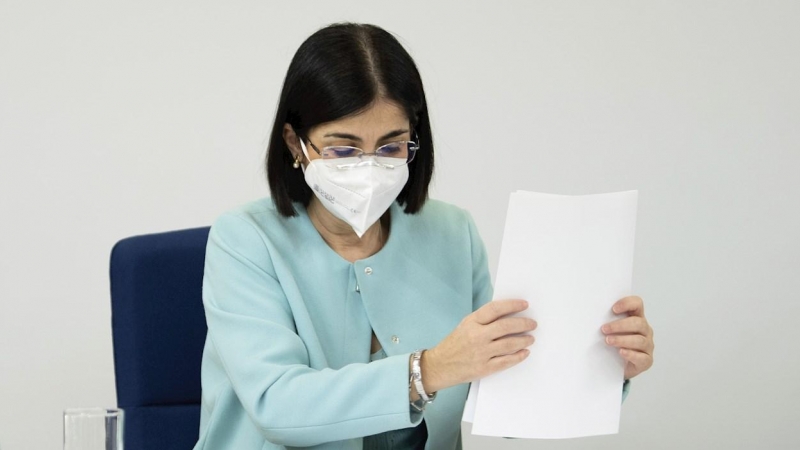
[601,295,654,380]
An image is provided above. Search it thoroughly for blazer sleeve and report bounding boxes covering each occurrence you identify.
[465,211,493,312]
[201,213,422,447]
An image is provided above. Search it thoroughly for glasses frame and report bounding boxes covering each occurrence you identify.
[304,134,420,170]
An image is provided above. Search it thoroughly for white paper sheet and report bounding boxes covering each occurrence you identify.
[464,190,638,439]
[462,380,479,423]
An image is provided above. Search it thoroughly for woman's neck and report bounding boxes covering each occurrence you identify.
[307,199,388,263]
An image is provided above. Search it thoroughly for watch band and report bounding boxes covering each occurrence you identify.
[410,349,436,411]
[410,392,427,412]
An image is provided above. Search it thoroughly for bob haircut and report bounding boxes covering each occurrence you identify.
[266,22,434,217]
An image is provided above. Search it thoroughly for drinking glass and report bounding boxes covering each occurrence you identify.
[63,408,124,450]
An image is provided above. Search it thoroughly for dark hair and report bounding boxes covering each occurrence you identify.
[266,22,434,217]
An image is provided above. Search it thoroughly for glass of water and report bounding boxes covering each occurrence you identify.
[63,408,124,450]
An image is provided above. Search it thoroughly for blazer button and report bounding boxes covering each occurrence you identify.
[391,335,400,344]
[364,267,373,275]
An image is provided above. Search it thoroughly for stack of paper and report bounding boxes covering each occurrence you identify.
[463,190,638,439]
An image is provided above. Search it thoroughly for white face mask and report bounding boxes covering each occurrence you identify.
[299,139,409,238]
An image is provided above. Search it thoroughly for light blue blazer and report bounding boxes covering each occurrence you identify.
[193,197,628,450]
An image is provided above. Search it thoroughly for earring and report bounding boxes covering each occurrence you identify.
[292,155,302,169]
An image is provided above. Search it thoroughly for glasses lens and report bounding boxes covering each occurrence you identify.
[378,141,418,165]
[321,146,360,159]
[377,142,407,157]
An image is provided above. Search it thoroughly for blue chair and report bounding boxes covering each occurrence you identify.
[110,227,210,450]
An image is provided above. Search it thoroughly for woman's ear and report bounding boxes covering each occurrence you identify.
[283,124,303,160]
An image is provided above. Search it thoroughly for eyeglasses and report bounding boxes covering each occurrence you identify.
[304,137,419,169]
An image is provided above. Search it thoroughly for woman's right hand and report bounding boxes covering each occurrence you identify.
[421,299,537,393]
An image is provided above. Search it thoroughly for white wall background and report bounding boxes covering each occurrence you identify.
[1,1,798,449]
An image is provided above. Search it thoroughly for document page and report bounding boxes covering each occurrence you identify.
[464,190,638,439]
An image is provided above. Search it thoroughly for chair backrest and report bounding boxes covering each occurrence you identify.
[110,227,210,450]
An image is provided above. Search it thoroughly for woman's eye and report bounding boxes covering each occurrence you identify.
[379,143,403,155]
[329,147,357,157]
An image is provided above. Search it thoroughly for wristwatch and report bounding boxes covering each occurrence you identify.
[409,349,437,412]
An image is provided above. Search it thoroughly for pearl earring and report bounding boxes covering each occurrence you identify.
[292,156,302,169]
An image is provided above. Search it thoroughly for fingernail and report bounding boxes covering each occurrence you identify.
[606,336,614,345]
[602,325,610,333]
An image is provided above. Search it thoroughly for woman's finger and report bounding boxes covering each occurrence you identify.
[605,334,653,354]
[486,316,537,340]
[620,348,653,371]
[489,334,535,357]
[602,316,651,336]
[486,348,530,374]
[473,299,528,325]
[612,296,644,317]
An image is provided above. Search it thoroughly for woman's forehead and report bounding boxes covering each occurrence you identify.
[313,100,409,140]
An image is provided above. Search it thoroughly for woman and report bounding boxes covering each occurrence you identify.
[193,22,654,450]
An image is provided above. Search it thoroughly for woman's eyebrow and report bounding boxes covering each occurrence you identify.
[323,129,410,142]
[379,129,410,140]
